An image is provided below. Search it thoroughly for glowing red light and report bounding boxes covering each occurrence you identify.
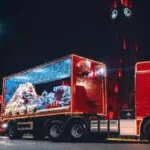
[135,42,138,52]
[123,37,127,50]
[119,59,123,64]
[121,0,129,7]
[118,69,122,77]
[108,111,115,119]
[114,83,119,93]
[113,0,117,8]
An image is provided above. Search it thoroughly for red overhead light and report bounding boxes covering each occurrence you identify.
[121,0,129,7]
[118,69,122,77]
[114,83,119,93]
[135,42,139,52]
[123,37,127,50]
[119,59,123,64]
[113,0,117,8]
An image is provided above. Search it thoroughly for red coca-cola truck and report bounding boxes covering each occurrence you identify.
[1,54,107,141]
[1,55,150,142]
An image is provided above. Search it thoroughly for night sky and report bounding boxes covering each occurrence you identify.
[0,0,150,93]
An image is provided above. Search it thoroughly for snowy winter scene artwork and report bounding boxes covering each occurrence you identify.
[3,58,71,117]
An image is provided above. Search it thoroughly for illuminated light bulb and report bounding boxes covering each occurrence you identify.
[123,7,132,17]
[111,9,118,20]
[119,59,123,64]
[118,69,122,77]
[123,37,127,50]
[114,83,119,93]
[121,0,129,7]
[99,68,105,74]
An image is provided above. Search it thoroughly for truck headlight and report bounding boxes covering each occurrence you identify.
[2,123,8,129]
[98,68,105,74]
[95,65,106,77]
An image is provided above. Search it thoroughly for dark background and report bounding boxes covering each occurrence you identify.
[0,0,149,93]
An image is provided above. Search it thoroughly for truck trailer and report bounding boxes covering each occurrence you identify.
[1,54,107,141]
[1,55,150,142]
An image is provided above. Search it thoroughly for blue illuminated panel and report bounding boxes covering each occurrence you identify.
[4,58,71,104]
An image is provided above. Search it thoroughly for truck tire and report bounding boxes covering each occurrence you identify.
[143,120,150,141]
[49,122,64,141]
[68,122,88,141]
[9,126,17,139]
[9,126,23,139]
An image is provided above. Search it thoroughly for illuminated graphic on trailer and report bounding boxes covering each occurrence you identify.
[4,58,71,116]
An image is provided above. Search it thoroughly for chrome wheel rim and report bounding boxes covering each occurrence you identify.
[50,125,61,138]
[71,124,83,139]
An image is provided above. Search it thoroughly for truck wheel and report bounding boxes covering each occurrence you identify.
[49,123,63,141]
[143,120,150,141]
[68,122,88,141]
[9,126,18,139]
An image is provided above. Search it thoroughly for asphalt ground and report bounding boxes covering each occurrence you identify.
[0,135,150,150]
